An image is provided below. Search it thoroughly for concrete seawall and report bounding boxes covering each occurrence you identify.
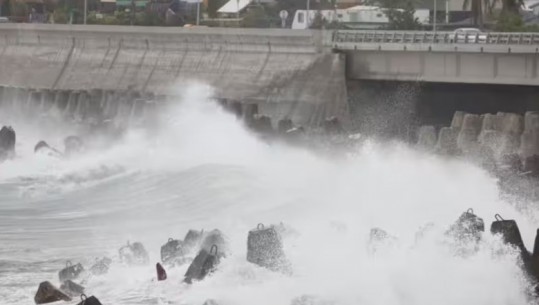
[0,24,348,127]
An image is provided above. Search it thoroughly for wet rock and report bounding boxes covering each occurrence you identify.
[58,261,84,283]
[156,262,167,281]
[119,241,149,266]
[64,135,84,157]
[160,238,187,265]
[417,125,437,150]
[34,281,72,304]
[60,280,85,297]
[446,208,485,243]
[0,125,16,160]
[247,223,290,273]
[76,294,102,305]
[184,244,222,284]
[89,257,112,276]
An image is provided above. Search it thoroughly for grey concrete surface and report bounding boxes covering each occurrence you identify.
[0,24,346,127]
[344,48,539,86]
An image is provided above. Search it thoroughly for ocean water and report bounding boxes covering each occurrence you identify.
[0,84,538,305]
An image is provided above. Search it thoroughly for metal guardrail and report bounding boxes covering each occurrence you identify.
[332,30,539,45]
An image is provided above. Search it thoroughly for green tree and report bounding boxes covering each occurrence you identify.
[366,0,421,30]
[488,0,524,15]
[207,0,227,18]
[241,6,273,28]
[462,0,484,28]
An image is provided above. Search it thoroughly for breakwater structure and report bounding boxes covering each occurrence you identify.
[0,24,348,129]
[0,24,538,133]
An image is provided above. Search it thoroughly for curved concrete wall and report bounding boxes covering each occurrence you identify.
[0,24,348,126]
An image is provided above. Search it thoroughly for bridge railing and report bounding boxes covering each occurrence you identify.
[332,30,539,45]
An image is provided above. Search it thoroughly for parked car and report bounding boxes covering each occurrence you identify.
[451,28,488,43]
[0,17,9,23]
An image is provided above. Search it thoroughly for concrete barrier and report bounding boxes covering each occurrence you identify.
[520,111,539,160]
[451,111,467,130]
[436,127,460,155]
[417,125,437,150]
[0,24,347,127]
[457,114,481,153]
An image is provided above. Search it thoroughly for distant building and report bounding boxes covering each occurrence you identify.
[291,5,430,30]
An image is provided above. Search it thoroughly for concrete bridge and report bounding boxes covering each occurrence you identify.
[0,24,537,128]
[333,30,539,86]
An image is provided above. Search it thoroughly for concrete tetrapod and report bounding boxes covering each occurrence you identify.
[457,114,481,154]
[417,125,437,150]
[76,294,103,305]
[184,245,221,284]
[247,223,291,274]
[451,111,467,130]
[435,127,460,155]
[160,238,187,266]
[446,208,485,243]
[58,261,84,283]
[34,281,72,304]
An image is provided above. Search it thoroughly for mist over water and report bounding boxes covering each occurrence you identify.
[1,83,538,305]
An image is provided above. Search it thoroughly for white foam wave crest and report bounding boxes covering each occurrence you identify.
[0,82,538,305]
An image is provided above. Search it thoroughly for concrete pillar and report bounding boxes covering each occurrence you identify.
[451,111,467,130]
[28,90,42,114]
[496,112,523,156]
[54,90,69,111]
[478,113,501,154]
[88,89,104,122]
[2,87,16,111]
[436,127,460,155]
[520,111,539,160]
[40,89,55,112]
[229,101,243,118]
[457,114,481,153]
[243,103,259,124]
[15,88,30,113]
[103,90,118,119]
[65,91,80,117]
[76,91,90,120]
[417,125,437,150]
[277,118,294,134]
[497,112,524,134]
[0,86,4,108]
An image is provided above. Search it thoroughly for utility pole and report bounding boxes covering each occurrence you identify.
[306,0,310,29]
[433,0,437,32]
[445,0,449,24]
[196,0,200,25]
[130,0,135,25]
[236,0,239,24]
[84,0,87,24]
